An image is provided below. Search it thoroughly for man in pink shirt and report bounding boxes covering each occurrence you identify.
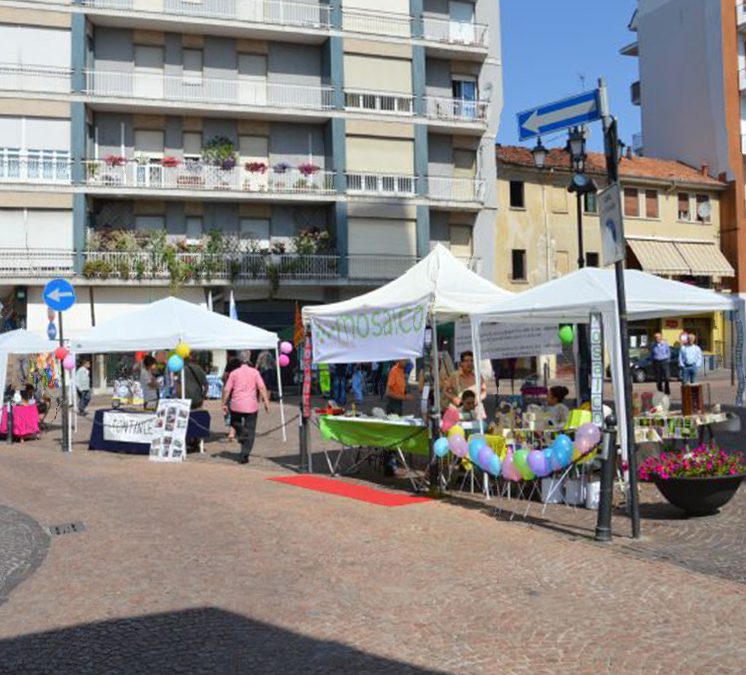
[221,350,270,464]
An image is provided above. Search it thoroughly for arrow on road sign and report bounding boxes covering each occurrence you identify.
[47,288,74,303]
[517,90,601,141]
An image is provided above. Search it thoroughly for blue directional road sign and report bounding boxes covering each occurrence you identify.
[43,278,77,313]
[517,90,601,141]
[47,321,57,341]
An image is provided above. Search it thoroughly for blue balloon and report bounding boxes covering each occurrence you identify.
[553,434,574,455]
[468,437,486,462]
[552,440,573,469]
[434,437,450,458]
[543,447,556,472]
[487,454,502,477]
[167,354,184,373]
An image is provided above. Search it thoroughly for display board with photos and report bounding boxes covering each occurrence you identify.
[149,398,192,462]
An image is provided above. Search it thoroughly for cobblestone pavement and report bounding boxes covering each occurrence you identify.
[0,397,745,674]
[0,507,49,608]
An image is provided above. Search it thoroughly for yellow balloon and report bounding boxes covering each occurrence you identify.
[175,342,191,359]
[447,425,465,439]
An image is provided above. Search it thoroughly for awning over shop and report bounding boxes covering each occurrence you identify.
[627,238,734,278]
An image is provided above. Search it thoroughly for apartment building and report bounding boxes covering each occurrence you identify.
[496,146,734,357]
[621,0,746,294]
[0,0,501,336]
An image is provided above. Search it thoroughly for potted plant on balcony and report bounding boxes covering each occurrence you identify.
[244,161,268,192]
[272,162,291,191]
[104,154,126,167]
[298,162,321,191]
[161,156,180,168]
[639,443,746,516]
[202,136,238,190]
[100,154,126,186]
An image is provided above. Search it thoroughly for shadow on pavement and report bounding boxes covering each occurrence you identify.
[0,607,445,675]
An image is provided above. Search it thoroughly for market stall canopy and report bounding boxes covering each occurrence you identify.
[71,297,279,353]
[303,245,512,322]
[472,268,739,325]
[0,329,56,354]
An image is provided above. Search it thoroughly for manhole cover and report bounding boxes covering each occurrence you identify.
[47,522,86,537]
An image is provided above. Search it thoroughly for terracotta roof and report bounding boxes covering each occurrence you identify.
[496,145,725,188]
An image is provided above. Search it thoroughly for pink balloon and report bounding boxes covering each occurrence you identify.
[578,422,602,446]
[278,354,290,368]
[502,451,522,482]
[280,341,293,355]
[449,435,468,458]
[440,405,460,433]
[62,354,75,371]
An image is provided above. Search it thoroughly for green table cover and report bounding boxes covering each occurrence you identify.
[318,416,430,456]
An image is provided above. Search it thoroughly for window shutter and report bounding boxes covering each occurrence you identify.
[645,190,658,219]
[623,188,639,217]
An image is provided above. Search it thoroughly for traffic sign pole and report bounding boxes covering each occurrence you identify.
[58,311,70,453]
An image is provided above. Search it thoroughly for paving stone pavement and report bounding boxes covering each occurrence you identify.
[0,395,745,674]
[0,506,49,608]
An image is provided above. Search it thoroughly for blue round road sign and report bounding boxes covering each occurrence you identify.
[47,322,57,341]
[43,278,76,313]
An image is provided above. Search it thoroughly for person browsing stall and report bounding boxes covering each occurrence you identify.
[222,350,270,465]
[650,332,671,395]
[679,332,703,385]
[140,355,160,411]
[459,390,478,422]
[385,358,413,416]
[545,386,570,427]
[75,357,92,416]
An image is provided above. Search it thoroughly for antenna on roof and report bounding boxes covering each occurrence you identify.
[578,73,587,91]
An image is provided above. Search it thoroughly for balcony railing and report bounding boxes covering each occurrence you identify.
[84,160,336,195]
[346,173,417,198]
[341,9,412,38]
[428,176,484,203]
[422,17,488,48]
[738,1,746,29]
[0,249,75,278]
[0,63,71,94]
[81,0,332,30]
[0,150,72,184]
[344,89,414,115]
[424,96,488,122]
[84,70,334,111]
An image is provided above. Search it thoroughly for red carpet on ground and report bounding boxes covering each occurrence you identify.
[268,475,431,507]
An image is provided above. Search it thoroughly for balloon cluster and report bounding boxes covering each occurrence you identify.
[53,346,75,371]
[279,341,293,368]
[167,341,191,373]
[432,422,602,483]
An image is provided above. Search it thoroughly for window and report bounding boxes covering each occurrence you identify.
[644,189,659,218]
[183,132,202,161]
[678,193,691,221]
[509,181,525,208]
[696,194,711,223]
[584,192,598,214]
[183,49,203,84]
[623,187,639,217]
[586,252,600,267]
[186,217,202,241]
[511,249,526,281]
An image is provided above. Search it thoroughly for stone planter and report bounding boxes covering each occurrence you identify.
[654,474,745,517]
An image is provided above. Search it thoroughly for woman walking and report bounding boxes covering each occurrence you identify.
[221,350,270,464]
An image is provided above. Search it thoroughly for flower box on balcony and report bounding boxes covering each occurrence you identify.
[177,175,205,189]
[161,156,181,168]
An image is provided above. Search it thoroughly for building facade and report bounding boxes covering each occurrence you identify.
[0,0,501,336]
[496,146,734,358]
[621,0,746,294]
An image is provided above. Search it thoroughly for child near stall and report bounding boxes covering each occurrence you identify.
[545,386,570,427]
[459,390,479,422]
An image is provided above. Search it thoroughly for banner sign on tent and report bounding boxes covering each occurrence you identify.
[311,302,428,364]
[149,399,191,463]
[103,411,156,445]
[456,321,561,360]
[590,313,604,427]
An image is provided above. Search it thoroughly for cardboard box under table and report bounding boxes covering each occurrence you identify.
[318,415,429,490]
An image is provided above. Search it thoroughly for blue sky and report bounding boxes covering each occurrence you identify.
[497,0,640,152]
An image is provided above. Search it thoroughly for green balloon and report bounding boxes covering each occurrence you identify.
[558,325,575,345]
[512,449,535,481]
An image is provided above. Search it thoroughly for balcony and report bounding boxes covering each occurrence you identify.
[0,63,71,95]
[346,173,417,198]
[0,249,75,279]
[740,68,746,91]
[425,96,488,123]
[738,1,746,30]
[84,70,334,112]
[81,0,332,32]
[427,176,484,204]
[421,17,488,49]
[84,159,336,197]
[0,150,71,185]
[741,134,746,156]
[344,90,414,116]
[341,9,412,38]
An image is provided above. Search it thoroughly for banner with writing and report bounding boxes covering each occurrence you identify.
[311,301,428,364]
[456,321,561,360]
[103,411,156,445]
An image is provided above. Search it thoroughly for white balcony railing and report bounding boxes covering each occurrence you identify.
[427,176,484,203]
[81,0,332,30]
[0,63,72,94]
[85,70,334,111]
[346,173,417,198]
[422,17,488,48]
[84,160,336,195]
[341,9,412,38]
[0,150,72,184]
[424,96,488,122]
[738,1,746,29]
[0,249,75,278]
[344,89,414,115]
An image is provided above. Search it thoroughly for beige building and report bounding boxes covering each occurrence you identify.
[496,145,734,358]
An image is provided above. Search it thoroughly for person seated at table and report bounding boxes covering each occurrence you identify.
[545,386,570,427]
[14,387,40,443]
[26,385,50,430]
[459,390,479,422]
[445,351,487,420]
[140,355,159,411]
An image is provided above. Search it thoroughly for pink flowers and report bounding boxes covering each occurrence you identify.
[104,154,126,167]
[638,443,746,481]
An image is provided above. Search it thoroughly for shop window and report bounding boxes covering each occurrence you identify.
[511,249,526,281]
[678,193,691,221]
[623,187,639,217]
[644,189,659,218]
[586,252,600,267]
[509,181,525,208]
[584,192,598,214]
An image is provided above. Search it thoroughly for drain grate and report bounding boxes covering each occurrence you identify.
[47,522,86,537]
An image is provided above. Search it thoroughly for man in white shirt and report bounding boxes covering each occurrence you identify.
[75,357,92,416]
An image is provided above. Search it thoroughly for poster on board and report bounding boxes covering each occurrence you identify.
[455,321,561,360]
[149,398,191,463]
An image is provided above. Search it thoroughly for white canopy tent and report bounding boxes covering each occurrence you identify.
[71,297,287,440]
[0,329,58,398]
[470,268,746,455]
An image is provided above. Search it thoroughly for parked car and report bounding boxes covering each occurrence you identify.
[630,348,681,384]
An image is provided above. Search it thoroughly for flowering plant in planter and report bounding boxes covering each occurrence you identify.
[639,444,746,481]
[245,161,267,174]
[201,136,238,171]
[104,154,126,167]
[273,162,291,174]
[161,156,181,168]
[298,162,321,177]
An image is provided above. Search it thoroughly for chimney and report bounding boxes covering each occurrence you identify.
[701,163,709,177]
[626,147,633,160]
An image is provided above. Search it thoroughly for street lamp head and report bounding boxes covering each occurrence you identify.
[531,138,548,169]
[567,127,586,162]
